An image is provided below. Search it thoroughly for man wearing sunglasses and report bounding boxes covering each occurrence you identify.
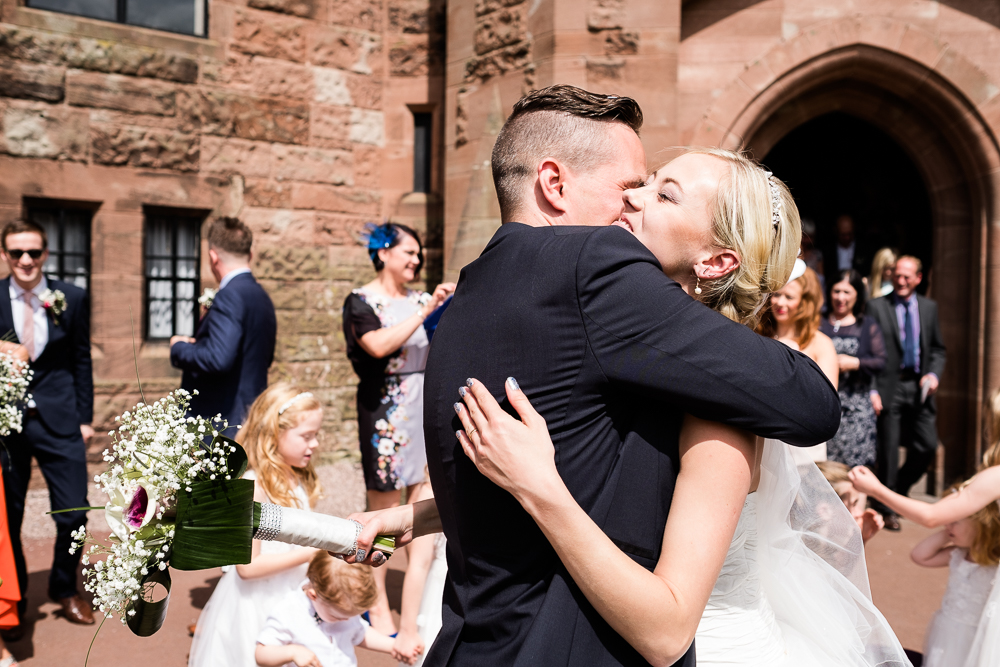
[0,220,95,637]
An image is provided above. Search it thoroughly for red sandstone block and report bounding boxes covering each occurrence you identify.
[857,15,907,52]
[200,135,272,178]
[232,8,307,63]
[0,104,89,162]
[737,58,774,94]
[935,49,999,107]
[247,0,324,20]
[897,25,947,69]
[66,70,176,116]
[244,206,318,247]
[315,212,371,245]
[330,0,384,32]
[351,146,382,189]
[345,71,383,109]
[248,58,315,101]
[273,144,354,185]
[0,59,64,102]
[291,182,382,215]
[705,82,753,129]
[308,25,383,76]
[244,178,293,208]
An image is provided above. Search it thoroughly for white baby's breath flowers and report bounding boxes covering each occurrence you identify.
[72,389,231,625]
[0,351,32,437]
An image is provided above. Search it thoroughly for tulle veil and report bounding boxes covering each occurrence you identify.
[964,546,1000,666]
[757,439,913,666]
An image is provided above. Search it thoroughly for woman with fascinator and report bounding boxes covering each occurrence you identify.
[342,222,454,634]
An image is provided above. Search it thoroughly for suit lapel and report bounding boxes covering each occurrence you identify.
[881,297,901,349]
[0,277,16,343]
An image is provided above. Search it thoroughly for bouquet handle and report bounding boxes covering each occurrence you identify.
[253,502,395,557]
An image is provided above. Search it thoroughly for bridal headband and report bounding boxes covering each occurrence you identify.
[278,392,314,415]
[764,171,783,229]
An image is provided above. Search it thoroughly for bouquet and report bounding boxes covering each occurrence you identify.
[0,350,32,436]
[71,389,394,638]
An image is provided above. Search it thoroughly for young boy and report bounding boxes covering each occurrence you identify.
[256,551,401,667]
[817,460,884,543]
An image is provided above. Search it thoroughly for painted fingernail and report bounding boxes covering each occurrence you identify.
[454,402,462,414]
[459,386,467,398]
[507,377,520,391]
[466,378,475,387]
[356,549,367,562]
[372,551,386,565]
[456,430,463,439]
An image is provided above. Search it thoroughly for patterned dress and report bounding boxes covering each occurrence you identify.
[819,316,887,468]
[343,288,431,491]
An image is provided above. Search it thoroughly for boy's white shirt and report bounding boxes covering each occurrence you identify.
[258,585,365,667]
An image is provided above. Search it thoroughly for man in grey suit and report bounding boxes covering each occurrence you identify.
[866,255,946,530]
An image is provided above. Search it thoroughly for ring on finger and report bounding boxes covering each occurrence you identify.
[467,426,478,436]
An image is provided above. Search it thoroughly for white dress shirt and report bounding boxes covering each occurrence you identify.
[258,587,366,667]
[218,267,251,292]
[837,242,855,271]
[10,275,49,360]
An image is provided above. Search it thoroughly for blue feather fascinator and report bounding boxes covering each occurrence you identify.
[361,222,397,261]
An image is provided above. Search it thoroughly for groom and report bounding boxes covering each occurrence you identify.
[354,86,840,666]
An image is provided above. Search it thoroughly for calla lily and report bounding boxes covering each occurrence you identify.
[125,485,158,530]
[105,487,131,543]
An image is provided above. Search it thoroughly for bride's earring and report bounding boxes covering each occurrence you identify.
[694,276,702,295]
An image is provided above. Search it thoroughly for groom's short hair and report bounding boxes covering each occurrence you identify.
[491,85,643,220]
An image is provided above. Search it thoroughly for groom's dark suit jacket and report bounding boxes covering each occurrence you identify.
[424,224,841,667]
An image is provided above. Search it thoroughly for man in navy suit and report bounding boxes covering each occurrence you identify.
[0,220,95,634]
[170,217,276,431]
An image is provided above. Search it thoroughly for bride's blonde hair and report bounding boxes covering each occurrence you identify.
[239,382,323,509]
[682,148,801,328]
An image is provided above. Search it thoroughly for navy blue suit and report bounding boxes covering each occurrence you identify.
[424,224,841,666]
[170,272,276,430]
[0,277,93,609]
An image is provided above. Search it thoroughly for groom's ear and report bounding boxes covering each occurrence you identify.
[536,158,570,214]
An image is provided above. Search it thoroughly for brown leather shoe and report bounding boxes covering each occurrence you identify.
[57,595,95,625]
[883,514,902,532]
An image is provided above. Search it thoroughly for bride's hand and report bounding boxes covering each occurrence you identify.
[454,377,560,504]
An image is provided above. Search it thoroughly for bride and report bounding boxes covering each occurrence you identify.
[450,148,911,666]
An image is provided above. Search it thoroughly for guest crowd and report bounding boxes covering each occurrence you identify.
[0,207,993,667]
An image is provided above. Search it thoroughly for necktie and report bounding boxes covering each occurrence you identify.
[21,291,34,361]
[902,301,917,371]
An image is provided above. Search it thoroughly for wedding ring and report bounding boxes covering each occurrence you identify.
[467,427,478,436]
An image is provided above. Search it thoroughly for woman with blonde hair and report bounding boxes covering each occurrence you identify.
[190,382,324,667]
[448,148,908,666]
[869,247,898,298]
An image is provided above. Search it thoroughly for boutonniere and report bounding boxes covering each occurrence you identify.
[198,288,217,311]
[39,289,66,325]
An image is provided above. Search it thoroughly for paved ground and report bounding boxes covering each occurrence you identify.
[5,461,948,666]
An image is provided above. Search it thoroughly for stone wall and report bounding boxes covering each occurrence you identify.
[0,0,444,461]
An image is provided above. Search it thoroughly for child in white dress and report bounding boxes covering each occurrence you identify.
[256,551,395,667]
[189,383,325,667]
[910,484,1000,667]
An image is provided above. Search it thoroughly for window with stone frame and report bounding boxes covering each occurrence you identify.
[144,210,203,341]
[26,0,207,37]
[26,204,92,292]
[413,111,433,194]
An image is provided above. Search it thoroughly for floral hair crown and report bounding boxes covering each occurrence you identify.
[361,222,397,261]
[764,171,782,229]
[278,392,313,416]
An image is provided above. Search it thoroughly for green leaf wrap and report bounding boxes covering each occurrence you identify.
[170,477,254,571]
[126,567,171,637]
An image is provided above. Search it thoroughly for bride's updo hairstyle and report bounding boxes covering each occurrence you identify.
[683,147,801,328]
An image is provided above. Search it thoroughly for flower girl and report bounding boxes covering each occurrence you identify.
[909,486,999,667]
[851,387,1000,666]
[189,383,324,667]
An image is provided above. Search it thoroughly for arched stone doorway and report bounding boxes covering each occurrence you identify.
[693,32,1000,482]
[763,112,934,292]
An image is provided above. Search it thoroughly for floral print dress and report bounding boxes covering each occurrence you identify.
[343,288,431,491]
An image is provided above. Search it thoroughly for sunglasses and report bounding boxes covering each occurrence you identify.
[6,249,43,260]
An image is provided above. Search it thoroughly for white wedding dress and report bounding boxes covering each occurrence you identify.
[695,440,912,667]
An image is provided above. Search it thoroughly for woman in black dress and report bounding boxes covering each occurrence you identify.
[342,222,454,633]
[819,269,887,468]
